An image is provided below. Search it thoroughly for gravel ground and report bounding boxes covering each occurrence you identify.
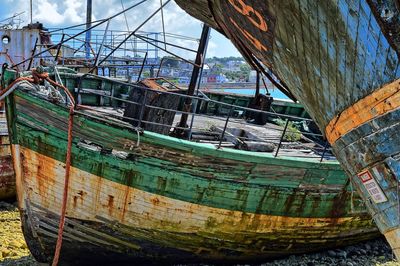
[1,201,399,266]
[0,202,37,266]
[260,238,398,266]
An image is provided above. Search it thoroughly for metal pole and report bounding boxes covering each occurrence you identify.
[54,34,65,63]
[134,34,198,67]
[255,70,260,97]
[137,52,148,82]
[155,33,159,59]
[274,119,289,157]
[138,89,148,128]
[156,57,165,77]
[93,19,111,69]
[218,106,234,149]
[320,141,329,162]
[135,35,197,53]
[30,0,33,24]
[160,0,167,51]
[27,37,38,70]
[188,98,199,141]
[189,28,210,140]
[98,0,171,66]
[85,0,93,59]
[176,25,210,131]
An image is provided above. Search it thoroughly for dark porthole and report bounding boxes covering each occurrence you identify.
[2,36,10,44]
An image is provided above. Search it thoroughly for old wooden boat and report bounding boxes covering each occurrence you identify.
[0,100,14,200]
[175,0,400,256]
[1,67,378,264]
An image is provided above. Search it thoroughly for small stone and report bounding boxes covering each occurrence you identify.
[21,241,28,249]
[365,243,372,250]
[347,249,359,257]
[359,249,367,255]
[8,239,23,248]
[1,248,11,258]
[327,250,337,257]
[336,250,347,259]
[346,262,354,266]
[378,255,386,260]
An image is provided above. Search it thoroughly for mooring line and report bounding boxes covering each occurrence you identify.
[44,75,76,266]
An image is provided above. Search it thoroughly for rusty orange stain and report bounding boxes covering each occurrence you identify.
[73,196,78,209]
[21,147,57,209]
[326,79,400,144]
[107,195,114,216]
[120,187,131,222]
[11,145,24,208]
[151,197,160,205]
[229,18,268,52]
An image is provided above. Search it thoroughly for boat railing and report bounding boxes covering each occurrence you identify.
[71,79,334,162]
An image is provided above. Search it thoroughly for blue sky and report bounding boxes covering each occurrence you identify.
[0,0,242,59]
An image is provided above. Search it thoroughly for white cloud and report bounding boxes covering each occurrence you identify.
[32,0,65,24]
[62,0,84,24]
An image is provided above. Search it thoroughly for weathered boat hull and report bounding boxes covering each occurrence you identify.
[175,0,400,256]
[0,101,15,200]
[4,82,379,264]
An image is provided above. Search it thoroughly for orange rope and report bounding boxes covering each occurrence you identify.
[45,77,75,266]
[0,77,34,98]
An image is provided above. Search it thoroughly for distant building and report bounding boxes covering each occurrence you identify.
[178,77,190,84]
[226,60,246,71]
[207,74,227,83]
[200,76,208,84]
[178,61,193,71]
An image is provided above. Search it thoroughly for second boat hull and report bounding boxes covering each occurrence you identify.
[0,101,15,200]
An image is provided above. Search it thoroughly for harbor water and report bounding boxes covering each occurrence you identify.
[220,88,289,99]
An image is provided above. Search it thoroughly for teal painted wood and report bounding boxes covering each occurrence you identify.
[13,90,358,218]
[202,91,311,119]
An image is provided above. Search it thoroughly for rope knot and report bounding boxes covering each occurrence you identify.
[32,68,49,84]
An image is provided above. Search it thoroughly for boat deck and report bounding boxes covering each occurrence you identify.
[82,106,334,161]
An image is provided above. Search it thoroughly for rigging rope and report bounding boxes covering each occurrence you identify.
[43,75,76,266]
